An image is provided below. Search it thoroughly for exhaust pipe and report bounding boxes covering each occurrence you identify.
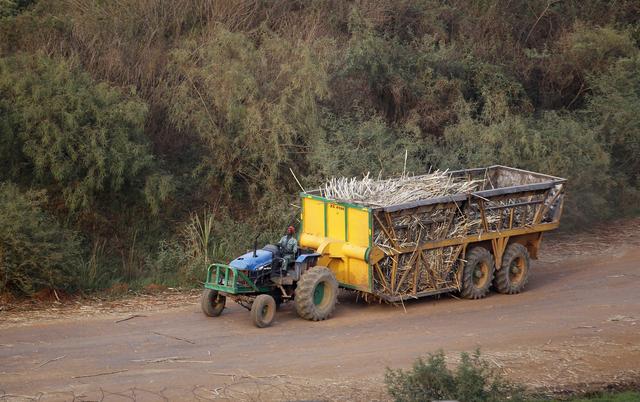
[253,235,259,257]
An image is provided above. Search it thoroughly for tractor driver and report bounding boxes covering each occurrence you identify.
[278,226,298,274]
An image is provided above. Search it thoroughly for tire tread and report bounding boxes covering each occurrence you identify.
[460,247,495,300]
[494,243,530,294]
[294,266,338,321]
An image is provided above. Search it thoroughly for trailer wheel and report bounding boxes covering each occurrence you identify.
[201,289,226,317]
[295,266,338,321]
[460,247,495,299]
[494,243,530,294]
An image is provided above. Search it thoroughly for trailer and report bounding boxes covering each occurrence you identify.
[202,165,566,326]
[299,165,566,302]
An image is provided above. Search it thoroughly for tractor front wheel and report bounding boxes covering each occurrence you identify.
[295,266,338,321]
[251,294,276,328]
[201,289,226,317]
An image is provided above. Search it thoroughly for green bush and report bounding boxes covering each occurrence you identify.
[0,52,155,211]
[0,2,639,295]
[309,113,411,179]
[0,183,83,295]
[0,0,34,18]
[385,350,524,402]
[165,26,330,204]
[586,55,640,215]
[569,391,640,402]
[143,240,197,287]
[145,208,262,287]
[430,111,611,227]
[75,239,114,292]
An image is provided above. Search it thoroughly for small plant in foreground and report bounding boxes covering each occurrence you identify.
[385,350,524,402]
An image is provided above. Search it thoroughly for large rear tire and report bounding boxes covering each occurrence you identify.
[295,266,338,321]
[201,289,226,317]
[460,247,495,299]
[494,243,530,294]
[251,294,276,328]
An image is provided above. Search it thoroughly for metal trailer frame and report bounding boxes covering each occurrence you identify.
[299,165,566,302]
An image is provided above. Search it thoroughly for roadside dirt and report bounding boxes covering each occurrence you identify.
[1,218,639,401]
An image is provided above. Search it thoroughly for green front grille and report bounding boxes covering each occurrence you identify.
[204,264,271,294]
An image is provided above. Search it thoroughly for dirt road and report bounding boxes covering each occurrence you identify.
[1,224,639,401]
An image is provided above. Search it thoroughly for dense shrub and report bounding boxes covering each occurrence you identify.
[165,26,330,204]
[585,55,640,215]
[433,111,611,226]
[0,53,159,212]
[0,183,83,295]
[385,350,524,402]
[0,1,638,293]
[309,113,412,178]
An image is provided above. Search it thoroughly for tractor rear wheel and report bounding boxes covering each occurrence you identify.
[494,243,530,294]
[295,266,338,321]
[460,247,495,299]
[201,289,226,317]
[251,294,276,328]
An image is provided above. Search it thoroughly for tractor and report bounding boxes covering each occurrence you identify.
[202,166,566,327]
[201,241,338,327]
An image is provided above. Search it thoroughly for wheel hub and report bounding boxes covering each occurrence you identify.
[313,282,325,305]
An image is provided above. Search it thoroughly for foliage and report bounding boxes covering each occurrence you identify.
[385,350,524,402]
[567,391,640,402]
[166,26,330,203]
[0,0,34,18]
[0,1,638,294]
[585,55,640,215]
[309,113,413,179]
[145,208,261,287]
[0,183,83,295]
[76,239,113,292]
[144,240,199,287]
[0,53,158,212]
[181,208,231,269]
[433,111,611,226]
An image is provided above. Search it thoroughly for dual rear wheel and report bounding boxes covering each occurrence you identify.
[460,244,530,299]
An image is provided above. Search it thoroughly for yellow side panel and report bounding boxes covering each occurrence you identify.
[301,196,372,292]
[302,197,324,238]
[347,207,370,247]
[345,259,370,289]
[326,203,346,240]
[333,205,371,290]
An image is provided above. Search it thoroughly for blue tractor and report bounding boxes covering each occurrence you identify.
[201,242,339,328]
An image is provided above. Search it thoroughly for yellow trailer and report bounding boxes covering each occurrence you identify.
[299,165,565,302]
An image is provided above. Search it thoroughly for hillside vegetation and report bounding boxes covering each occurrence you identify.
[1,0,639,295]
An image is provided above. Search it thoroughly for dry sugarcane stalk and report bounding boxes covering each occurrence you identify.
[323,170,482,207]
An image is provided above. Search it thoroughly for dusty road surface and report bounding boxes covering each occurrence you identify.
[1,221,639,401]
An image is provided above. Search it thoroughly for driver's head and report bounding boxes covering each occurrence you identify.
[287,226,295,235]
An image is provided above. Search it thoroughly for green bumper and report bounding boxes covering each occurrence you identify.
[204,263,271,295]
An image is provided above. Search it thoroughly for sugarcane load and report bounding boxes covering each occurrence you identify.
[202,165,566,327]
